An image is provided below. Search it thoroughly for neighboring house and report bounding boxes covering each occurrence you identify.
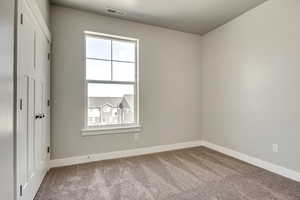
[88,95,134,126]
[121,95,134,123]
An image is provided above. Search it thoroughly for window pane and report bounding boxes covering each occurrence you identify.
[86,59,111,80]
[88,83,135,126]
[112,40,135,62]
[88,108,101,126]
[86,36,111,59]
[113,62,135,82]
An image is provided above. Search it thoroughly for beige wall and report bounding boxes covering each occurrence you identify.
[0,0,15,199]
[201,0,300,172]
[50,0,300,173]
[50,5,202,159]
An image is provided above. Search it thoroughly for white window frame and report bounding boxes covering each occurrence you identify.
[81,31,141,136]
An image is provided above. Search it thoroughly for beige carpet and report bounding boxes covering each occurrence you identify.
[35,147,300,200]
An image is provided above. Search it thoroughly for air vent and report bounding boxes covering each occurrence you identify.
[106,8,126,16]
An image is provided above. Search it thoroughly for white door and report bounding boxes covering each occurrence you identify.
[16,1,50,200]
[35,17,51,170]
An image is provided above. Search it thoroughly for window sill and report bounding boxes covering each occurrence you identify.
[81,125,142,136]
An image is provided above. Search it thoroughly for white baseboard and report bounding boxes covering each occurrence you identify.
[50,140,203,168]
[202,141,300,182]
[49,139,300,182]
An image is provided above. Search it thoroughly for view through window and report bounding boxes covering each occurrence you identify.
[85,33,138,128]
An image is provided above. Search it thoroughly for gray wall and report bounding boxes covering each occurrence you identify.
[201,0,300,172]
[50,6,202,159]
[0,0,15,199]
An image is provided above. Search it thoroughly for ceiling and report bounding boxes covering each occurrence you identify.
[51,0,267,35]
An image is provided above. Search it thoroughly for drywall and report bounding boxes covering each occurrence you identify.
[50,5,202,159]
[201,0,300,172]
[0,0,15,199]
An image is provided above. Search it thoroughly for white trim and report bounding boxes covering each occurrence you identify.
[24,0,51,41]
[85,31,138,42]
[49,140,300,182]
[202,141,300,182]
[49,140,203,168]
[83,32,140,130]
[81,124,142,136]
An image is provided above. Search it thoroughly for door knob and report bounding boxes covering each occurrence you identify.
[35,114,44,119]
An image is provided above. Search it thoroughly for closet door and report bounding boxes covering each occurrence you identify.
[35,24,50,172]
[16,1,50,200]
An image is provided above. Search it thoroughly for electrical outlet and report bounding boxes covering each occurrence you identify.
[272,144,279,153]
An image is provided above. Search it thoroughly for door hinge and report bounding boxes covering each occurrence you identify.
[47,146,50,154]
[48,53,50,60]
[47,99,50,107]
[20,185,23,196]
[20,99,23,110]
[20,13,23,25]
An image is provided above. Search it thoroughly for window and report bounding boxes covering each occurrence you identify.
[84,32,140,132]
